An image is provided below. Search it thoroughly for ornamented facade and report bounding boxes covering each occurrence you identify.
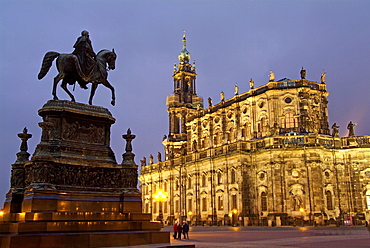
[139,34,370,226]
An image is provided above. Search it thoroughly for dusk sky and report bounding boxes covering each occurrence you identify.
[1,1,369,206]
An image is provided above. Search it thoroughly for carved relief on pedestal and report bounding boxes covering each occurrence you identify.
[10,169,25,188]
[62,119,105,144]
[24,163,138,190]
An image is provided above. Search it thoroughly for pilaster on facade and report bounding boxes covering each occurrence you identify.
[139,35,370,226]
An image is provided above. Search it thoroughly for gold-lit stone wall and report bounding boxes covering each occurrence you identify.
[139,79,370,226]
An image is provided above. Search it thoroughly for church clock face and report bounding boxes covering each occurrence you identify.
[292,170,299,177]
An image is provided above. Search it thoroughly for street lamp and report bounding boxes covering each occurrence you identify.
[232,209,238,226]
[299,207,304,226]
[153,189,168,225]
[188,211,193,224]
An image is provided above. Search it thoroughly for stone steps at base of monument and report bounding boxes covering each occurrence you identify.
[0,220,161,234]
[1,212,152,222]
[126,244,195,248]
[0,230,170,248]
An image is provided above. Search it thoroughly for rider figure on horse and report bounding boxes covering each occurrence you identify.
[72,30,96,89]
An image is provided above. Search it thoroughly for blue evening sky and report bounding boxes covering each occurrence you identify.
[1,0,369,206]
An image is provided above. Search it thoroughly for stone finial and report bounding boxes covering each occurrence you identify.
[15,127,32,164]
[121,128,136,167]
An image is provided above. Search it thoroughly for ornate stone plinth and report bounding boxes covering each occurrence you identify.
[0,100,169,248]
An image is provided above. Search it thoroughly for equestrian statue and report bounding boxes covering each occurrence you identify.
[38,30,117,106]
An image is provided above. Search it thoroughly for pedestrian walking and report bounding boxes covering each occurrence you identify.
[182,221,189,239]
[173,222,178,239]
[176,222,183,240]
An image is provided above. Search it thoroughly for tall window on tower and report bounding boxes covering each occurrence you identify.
[231,194,237,209]
[284,112,296,129]
[261,192,267,211]
[231,169,236,184]
[326,191,333,210]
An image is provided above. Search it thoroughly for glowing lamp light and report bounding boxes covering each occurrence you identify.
[299,207,304,213]
[228,213,232,218]
[232,209,238,214]
[153,189,168,202]
[188,211,193,216]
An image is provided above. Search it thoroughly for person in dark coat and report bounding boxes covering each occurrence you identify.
[182,221,189,239]
[176,222,183,240]
[173,222,178,239]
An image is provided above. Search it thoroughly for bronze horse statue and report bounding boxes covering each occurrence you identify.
[38,49,117,106]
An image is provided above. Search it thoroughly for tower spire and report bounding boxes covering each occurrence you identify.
[178,30,191,64]
[182,30,187,50]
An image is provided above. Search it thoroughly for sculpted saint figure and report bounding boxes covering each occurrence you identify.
[347,121,355,137]
[220,91,225,101]
[234,84,239,95]
[331,123,340,137]
[140,157,147,167]
[157,152,162,162]
[208,97,212,107]
[249,78,254,89]
[321,72,326,83]
[300,67,306,79]
[269,71,275,81]
[149,154,154,164]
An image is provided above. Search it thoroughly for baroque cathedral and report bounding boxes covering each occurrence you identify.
[139,34,370,226]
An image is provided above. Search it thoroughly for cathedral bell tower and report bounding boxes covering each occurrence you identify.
[163,33,203,159]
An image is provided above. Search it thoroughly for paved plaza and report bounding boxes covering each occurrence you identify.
[122,226,370,248]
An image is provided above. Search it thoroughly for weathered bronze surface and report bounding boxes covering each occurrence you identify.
[0,100,169,247]
[38,31,117,106]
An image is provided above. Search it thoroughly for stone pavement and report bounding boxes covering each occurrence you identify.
[112,226,370,248]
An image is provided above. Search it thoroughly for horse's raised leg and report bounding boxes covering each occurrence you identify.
[89,83,98,105]
[53,74,63,100]
[60,80,76,102]
[101,79,116,106]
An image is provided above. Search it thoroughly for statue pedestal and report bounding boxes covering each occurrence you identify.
[0,100,169,248]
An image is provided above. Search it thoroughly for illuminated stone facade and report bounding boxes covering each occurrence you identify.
[139,35,370,226]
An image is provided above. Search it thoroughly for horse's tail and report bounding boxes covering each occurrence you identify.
[38,51,60,80]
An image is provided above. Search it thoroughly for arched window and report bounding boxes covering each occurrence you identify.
[202,174,207,187]
[202,197,207,211]
[218,195,224,210]
[188,177,192,188]
[366,189,370,210]
[284,112,296,129]
[217,171,223,185]
[261,192,267,211]
[231,169,236,184]
[326,191,333,210]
